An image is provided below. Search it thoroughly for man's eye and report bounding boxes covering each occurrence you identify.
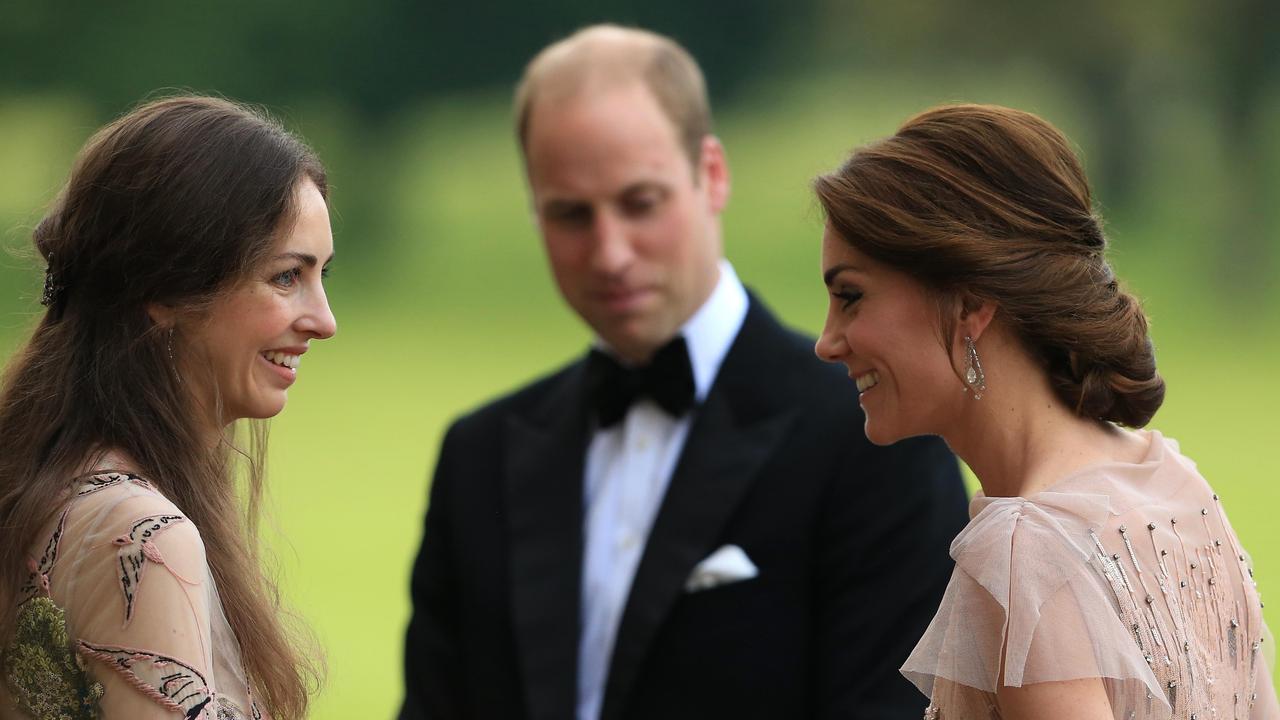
[546,205,592,227]
[621,194,659,217]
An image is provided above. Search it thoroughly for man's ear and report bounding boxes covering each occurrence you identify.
[699,135,730,214]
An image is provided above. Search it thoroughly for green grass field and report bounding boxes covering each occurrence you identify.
[1,74,1277,717]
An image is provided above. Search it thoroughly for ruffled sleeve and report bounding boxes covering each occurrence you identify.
[902,491,1169,714]
[54,479,220,718]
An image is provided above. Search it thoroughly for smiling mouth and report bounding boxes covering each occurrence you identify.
[262,351,300,370]
[855,370,880,393]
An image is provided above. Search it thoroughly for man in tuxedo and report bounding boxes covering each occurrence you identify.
[400,24,969,720]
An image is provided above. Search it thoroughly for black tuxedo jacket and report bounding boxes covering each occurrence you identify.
[400,296,969,720]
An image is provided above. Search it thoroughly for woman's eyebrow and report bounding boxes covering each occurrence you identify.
[823,263,863,287]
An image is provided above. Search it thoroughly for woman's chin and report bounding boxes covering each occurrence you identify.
[223,395,289,425]
[255,398,288,420]
[863,419,898,447]
[863,415,919,447]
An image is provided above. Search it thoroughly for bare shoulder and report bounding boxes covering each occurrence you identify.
[996,677,1113,720]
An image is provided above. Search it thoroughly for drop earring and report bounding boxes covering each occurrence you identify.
[167,328,182,385]
[963,335,986,399]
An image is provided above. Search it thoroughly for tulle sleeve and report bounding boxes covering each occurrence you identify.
[55,479,221,718]
[1255,624,1280,719]
[902,491,1169,714]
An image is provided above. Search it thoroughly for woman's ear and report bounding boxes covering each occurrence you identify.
[146,303,175,329]
[958,293,996,342]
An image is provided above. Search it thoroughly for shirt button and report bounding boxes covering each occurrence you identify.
[635,436,649,452]
[620,533,639,551]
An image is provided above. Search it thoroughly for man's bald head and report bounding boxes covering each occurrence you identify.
[515,24,712,169]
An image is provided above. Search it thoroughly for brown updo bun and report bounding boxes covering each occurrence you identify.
[814,104,1165,427]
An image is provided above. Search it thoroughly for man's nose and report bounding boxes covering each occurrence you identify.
[589,211,635,275]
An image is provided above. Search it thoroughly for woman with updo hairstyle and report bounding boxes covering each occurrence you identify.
[814,104,1278,719]
[0,96,336,718]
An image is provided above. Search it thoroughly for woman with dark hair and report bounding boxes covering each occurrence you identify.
[0,96,335,719]
[813,104,1277,719]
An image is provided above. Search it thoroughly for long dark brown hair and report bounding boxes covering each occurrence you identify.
[815,103,1165,427]
[0,95,324,718]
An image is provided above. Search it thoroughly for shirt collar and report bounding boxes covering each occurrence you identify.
[679,259,749,402]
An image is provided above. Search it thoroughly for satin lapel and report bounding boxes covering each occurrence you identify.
[504,364,590,720]
[599,384,796,720]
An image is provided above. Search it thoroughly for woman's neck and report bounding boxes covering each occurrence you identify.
[942,348,1140,498]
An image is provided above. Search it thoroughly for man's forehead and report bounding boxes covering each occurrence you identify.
[526,94,687,187]
[527,79,666,135]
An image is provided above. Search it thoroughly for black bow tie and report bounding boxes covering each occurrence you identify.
[585,336,696,428]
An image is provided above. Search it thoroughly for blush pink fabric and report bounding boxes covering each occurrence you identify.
[3,472,264,719]
[903,430,1279,719]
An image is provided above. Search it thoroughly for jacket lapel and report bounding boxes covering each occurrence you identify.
[504,363,591,720]
[600,299,798,720]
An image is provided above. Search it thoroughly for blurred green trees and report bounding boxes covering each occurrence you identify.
[3,0,1277,299]
[5,0,1274,299]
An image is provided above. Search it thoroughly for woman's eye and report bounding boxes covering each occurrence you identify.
[834,291,863,310]
[272,268,301,287]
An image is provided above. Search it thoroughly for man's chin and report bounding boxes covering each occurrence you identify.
[594,324,674,364]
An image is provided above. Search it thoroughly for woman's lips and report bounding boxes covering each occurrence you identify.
[258,352,297,385]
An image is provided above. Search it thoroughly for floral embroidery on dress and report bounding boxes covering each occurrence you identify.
[7,474,267,718]
[76,471,154,497]
[2,596,104,719]
[18,508,69,605]
[216,692,264,720]
[77,640,213,719]
[112,514,194,625]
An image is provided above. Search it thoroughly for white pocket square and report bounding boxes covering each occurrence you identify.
[684,544,758,593]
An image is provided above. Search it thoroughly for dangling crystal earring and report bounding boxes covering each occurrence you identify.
[963,335,986,399]
[167,328,182,385]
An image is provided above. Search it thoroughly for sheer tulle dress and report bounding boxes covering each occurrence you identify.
[903,430,1279,720]
[2,471,264,719]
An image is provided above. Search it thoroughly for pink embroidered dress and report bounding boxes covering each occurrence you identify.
[903,430,1280,719]
[1,472,264,719]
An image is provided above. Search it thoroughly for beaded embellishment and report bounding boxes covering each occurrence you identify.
[1087,496,1265,718]
[2,597,104,719]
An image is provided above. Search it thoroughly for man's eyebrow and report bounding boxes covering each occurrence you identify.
[823,263,862,287]
[620,180,666,194]
[273,251,335,267]
[542,197,586,209]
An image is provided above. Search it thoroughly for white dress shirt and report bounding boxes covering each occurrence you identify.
[576,260,749,720]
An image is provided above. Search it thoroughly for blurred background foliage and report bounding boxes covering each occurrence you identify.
[1,1,1277,716]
